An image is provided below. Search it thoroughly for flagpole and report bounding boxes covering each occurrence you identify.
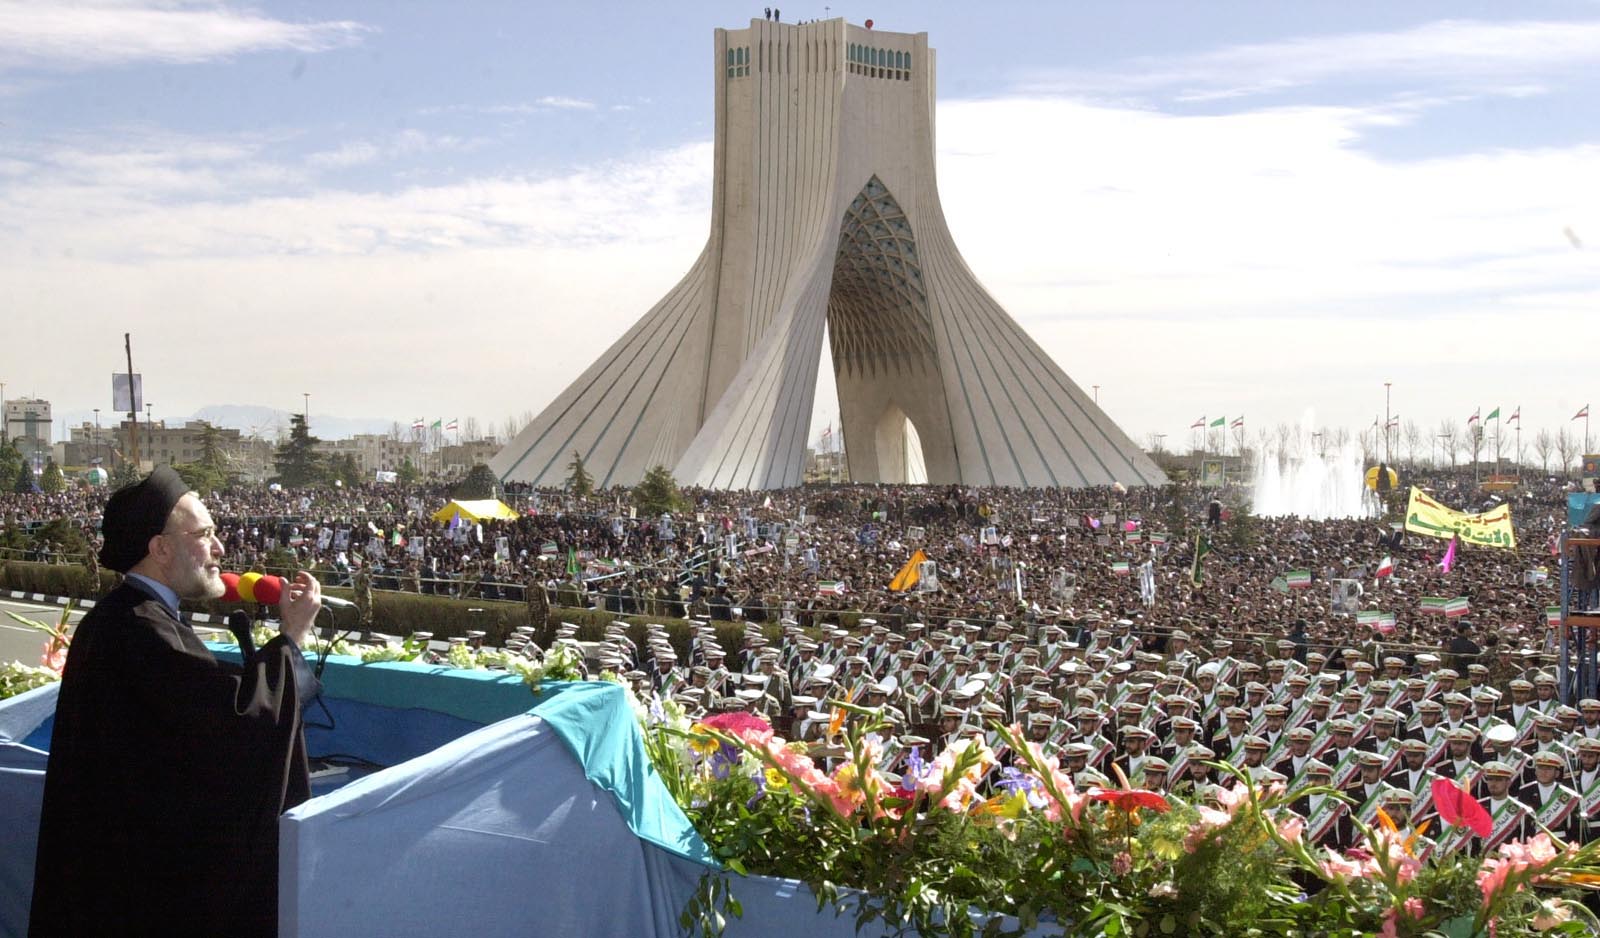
[1514,406,1520,477]
[1494,409,1500,478]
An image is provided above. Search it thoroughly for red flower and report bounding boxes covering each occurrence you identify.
[1431,777,1492,838]
[701,711,774,745]
[1088,787,1170,814]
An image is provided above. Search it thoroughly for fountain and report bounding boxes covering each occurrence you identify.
[1251,438,1381,520]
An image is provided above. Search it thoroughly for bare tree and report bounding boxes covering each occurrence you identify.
[1534,428,1554,473]
[1437,419,1458,469]
[388,421,404,442]
[1460,423,1482,468]
[1403,419,1423,468]
[1557,427,1580,477]
[462,416,481,441]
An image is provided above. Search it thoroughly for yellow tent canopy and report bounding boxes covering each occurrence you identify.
[432,499,519,524]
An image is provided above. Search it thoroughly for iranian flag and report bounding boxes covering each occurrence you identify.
[1286,570,1312,588]
[1547,607,1564,627]
[1357,611,1382,627]
[817,580,848,596]
[1444,597,1470,617]
[1420,597,1449,614]
[1374,556,1394,578]
[540,540,558,557]
[1125,530,1142,543]
[1111,561,1131,576]
[1148,532,1169,547]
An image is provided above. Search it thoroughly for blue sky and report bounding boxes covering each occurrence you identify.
[2,1,1597,461]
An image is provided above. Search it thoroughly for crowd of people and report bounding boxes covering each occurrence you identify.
[5,461,1597,850]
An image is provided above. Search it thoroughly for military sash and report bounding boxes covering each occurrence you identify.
[1484,798,1531,851]
[1512,708,1537,746]
[1306,797,1345,845]
[1331,748,1363,788]
[1168,745,1194,783]
[1579,772,1600,819]
[1535,786,1579,833]
[1424,731,1450,768]
[1355,788,1386,826]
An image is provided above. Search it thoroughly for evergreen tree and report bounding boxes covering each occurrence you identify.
[455,463,498,499]
[634,465,687,516]
[324,453,360,487]
[110,460,142,488]
[172,461,227,496]
[0,437,21,492]
[397,457,421,485]
[12,460,36,493]
[272,414,323,488]
[39,459,64,493]
[567,451,594,498]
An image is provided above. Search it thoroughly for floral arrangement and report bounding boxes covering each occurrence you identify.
[637,702,1600,938]
[0,608,70,700]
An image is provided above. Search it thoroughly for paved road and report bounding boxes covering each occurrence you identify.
[0,598,86,668]
[0,597,232,668]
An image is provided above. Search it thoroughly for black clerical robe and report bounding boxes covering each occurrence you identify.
[30,582,311,937]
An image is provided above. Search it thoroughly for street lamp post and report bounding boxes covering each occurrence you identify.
[93,408,101,468]
[145,403,153,465]
[1092,385,1100,404]
[303,392,310,430]
[1383,382,1392,465]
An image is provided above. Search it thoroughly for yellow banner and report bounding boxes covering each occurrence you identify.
[1403,487,1516,549]
[889,549,927,592]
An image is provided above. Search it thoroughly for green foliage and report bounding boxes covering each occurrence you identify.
[454,463,498,500]
[567,451,594,498]
[321,453,361,488]
[110,460,141,488]
[0,438,21,491]
[272,413,323,488]
[11,459,35,493]
[634,464,688,516]
[0,558,762,657]
[38,459,64,493]
[172,461,228,497]
[30,519,89,560]
[396,457,421,485]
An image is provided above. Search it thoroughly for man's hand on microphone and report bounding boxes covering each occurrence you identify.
[279,571,323,646]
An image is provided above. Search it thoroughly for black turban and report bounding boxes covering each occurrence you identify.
[98,465,191,573]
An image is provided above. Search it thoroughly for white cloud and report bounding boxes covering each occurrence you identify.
[417,97,597,117]
[534,95,593,110]
[1,88,1595,444]
[1025,18,1600,101]
[0,0,368,70]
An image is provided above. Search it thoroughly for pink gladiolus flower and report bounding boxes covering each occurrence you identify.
[940,776,979,813]
[1276,815,1304,845]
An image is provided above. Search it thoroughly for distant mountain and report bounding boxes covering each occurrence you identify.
[190,405,399,441]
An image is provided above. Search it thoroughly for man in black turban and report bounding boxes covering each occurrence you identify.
[30,466,324,937]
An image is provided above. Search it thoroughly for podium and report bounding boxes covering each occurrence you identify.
[0,649,976,937]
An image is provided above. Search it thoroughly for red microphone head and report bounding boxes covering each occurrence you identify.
[253,574,285,606]
[220,571,241,603]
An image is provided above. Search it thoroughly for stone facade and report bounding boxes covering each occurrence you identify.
[492,19,1165,490]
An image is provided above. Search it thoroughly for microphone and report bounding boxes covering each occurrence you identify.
[220,571,354,608]
[225,610,256,658]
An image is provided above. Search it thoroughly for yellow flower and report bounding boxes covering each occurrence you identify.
[765,768,788,790]
[687,725,720,756]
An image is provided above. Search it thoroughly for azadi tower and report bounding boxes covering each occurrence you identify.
[492,18,1166,490]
